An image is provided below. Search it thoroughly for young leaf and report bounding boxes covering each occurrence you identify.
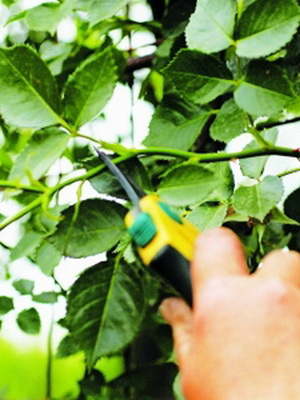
[158,165,221,206]
[270,207,299,225]
[0,297,14,315]
[13,279,34,295]
[210,99,249,143]
[73,0,129,25]
[32,292,58,304]
[236,0,300,58]
[48,199,126,258]
[63,47,117,128]
[185,0,236,53]
[234,61,294,116]
[233,176,284,221]
[65,261,146,368]
[25,2,72,33]
[187,203,228,231]
[144,93,211,150]
[164,50,233,105]
[240,128,278,179]
[10,231,44,261]
[16,308,41,335]
[0,45,61,128]
[8,128,69,185]
[35,240,62,276]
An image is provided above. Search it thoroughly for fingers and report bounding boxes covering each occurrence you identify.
[160,297,193,366]
[192,228,248,291]
[256,249,300,287]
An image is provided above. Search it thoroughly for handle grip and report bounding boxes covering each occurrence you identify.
[150,245,192,307]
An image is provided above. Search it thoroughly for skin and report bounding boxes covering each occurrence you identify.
[160,227,300,400]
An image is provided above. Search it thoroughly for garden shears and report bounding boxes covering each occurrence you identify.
[96,150,199,306]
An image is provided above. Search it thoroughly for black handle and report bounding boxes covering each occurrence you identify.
[150,245,192,307]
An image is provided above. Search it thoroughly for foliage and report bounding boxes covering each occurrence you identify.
[0,0,300,398]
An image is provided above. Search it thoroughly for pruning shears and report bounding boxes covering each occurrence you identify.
[96,150,199,306]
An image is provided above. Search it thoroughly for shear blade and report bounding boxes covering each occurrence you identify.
[95,148,143,205]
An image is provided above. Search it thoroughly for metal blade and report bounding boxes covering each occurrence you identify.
[95,149,141,206]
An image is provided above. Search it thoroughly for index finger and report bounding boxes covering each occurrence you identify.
[191,227,249,293]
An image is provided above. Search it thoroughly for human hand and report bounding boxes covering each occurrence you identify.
[160,227,300,400]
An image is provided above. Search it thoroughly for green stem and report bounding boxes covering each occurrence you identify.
[45,308,54,399]
[75,132,102,144]
[277,166,300,178]
[248,127,273,149]
[1,145,300,231]
[0,180,44,193]
[135,145,300,162]
[0,196,44,231]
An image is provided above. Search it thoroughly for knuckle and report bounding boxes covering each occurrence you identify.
[284,250,300,266]
[261,278,291,307]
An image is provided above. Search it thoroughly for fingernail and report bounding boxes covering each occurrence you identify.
[159,298,179,320]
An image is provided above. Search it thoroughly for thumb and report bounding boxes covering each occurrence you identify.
[160,297,193,366]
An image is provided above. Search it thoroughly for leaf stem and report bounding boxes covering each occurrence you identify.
[277,166,300,178]
[0,180,44,193]
[0,196,44,231]
[247,127,273,149]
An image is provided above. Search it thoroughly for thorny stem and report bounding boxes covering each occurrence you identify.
[1,137,300,231]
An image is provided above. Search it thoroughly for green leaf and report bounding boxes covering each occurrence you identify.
[40,41,72,76]
[57,334,81,358]
[187,203,227,231]
[32,292,58,304]
[89,158,152,199]
[173,374,184,400]
[0,297,14,315]
[8,128,69,185]
[240,128,278,179]
[25,2,72,33]
[234,61,294,116]
[236,0,300,58]
[144,93,211,150]
[65,260,146,367]
[13,279,34,295]
[185,0,236,53]
[85,0,129,25]
[16,308,41,335]
[48,199,126,258]
[0,45,61,128]
[64,47,117,127]
[270,207,299,225]
[201,162,234,201]
[35,240,62,276]
[164,50,233,105]
[158,165,221,206]
[162,0,196,38]
[233,176,284,221]
[210,99,249,143]
[10,231,44,261]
